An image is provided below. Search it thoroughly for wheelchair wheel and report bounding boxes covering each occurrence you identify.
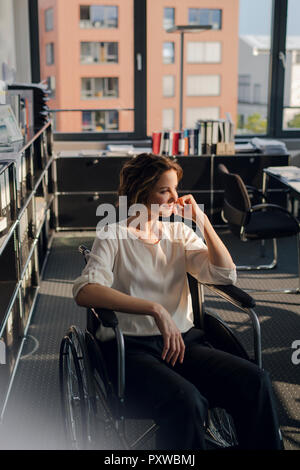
[205,407,238,448]
[59,325,97,449]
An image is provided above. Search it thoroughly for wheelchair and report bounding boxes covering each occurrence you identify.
[59,244,264,450]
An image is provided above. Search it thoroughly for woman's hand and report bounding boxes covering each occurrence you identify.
[152,303,185,366]
[173,194,205,230]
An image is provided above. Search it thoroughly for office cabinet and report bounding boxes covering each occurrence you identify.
[0,121,55,417]
[55,152,289,230]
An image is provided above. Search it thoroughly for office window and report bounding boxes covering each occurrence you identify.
[82,110,119,131]
[187,42,221,63]
[163,75,175,97]
[80,42,118,64]
[45,8,53,31]
[162,109,174,129]
[163,42,175,64]
[81,77,119,99]
[187,75,220,96]
[163,7,175,30]
[186,107,219,128]
[79,5,118,28]
[46,43,54,65]
[237,1,272,135]
[283,0,300,129]
[188,9,222,30]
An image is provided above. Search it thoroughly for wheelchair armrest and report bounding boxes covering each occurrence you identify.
[92,307,119,328]
[202,283,256,310]
[201,283,261,367]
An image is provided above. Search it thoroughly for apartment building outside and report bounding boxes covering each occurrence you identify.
[38,0,239,135]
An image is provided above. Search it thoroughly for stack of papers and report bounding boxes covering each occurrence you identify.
[267,166,300,193]
[106,145,152,156]
[251,138,288,155]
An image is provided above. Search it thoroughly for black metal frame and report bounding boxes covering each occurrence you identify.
[28,0,41,84]
[28,0,300,141]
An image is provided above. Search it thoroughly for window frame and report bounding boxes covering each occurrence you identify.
[29,0,300,141]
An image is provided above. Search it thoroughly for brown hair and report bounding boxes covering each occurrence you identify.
[117,153,183,208]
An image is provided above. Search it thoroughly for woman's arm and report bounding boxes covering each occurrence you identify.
[202,213,235,269]
[76,282,157,315]
[175,194,235,269]
[75,283,185,366]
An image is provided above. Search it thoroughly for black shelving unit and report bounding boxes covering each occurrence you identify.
[0,121,55,418]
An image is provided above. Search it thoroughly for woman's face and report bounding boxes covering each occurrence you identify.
[146,169,178,217]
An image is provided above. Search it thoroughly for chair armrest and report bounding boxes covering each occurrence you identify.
[92,307,119,328]
[246,185,263,203]
[251,203,300,224]
[202,283,256,310]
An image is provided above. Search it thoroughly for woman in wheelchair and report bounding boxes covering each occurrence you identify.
[73,153,282,450]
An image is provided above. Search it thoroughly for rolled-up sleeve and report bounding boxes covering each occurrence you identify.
[182,223,237,285]
[72,230,118,299]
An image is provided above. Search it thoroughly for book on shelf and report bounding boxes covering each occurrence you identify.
[159,131,170,156]
[168,131,180,156]
[152,132,161,155]
[0,164,11,223]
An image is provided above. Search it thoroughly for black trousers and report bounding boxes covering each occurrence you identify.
[101,327,282,450]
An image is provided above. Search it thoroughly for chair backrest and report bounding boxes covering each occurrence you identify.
[217,164,252,235]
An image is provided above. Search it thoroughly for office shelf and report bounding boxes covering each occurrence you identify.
[0,121,55,418]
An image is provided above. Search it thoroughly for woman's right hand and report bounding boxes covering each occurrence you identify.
[152,304,185,367]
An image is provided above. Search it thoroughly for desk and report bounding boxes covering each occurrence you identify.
[263,166,300,216]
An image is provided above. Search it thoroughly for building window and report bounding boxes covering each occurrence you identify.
[45,8,54,31]
[162,109,174,129]
[238,74,251,103]
[187,42,221,63]
[80,42,118,64]
[163,75,175,97]
[46,43,54,65]
[81,77,119,99]
[79,5,118,28]
[295,52,300,64]
[163,42,175,64]
[186,107,220,128]
[46,76,56,99]
[186,75,220,96]
[188,8,222,30]
[82,110,119,131]
[253,83,262,104]
[163,7,175,30]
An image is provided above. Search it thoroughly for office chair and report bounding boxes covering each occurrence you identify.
[218,163,300,294]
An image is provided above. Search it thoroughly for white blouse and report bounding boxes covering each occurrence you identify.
[73,221,237,341]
